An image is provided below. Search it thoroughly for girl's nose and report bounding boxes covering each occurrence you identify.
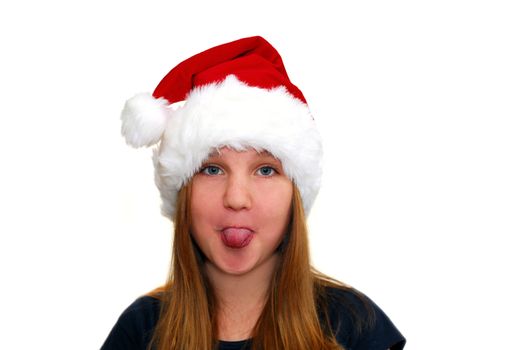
[223,175,252,211]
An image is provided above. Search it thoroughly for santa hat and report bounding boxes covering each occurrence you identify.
[121,36,322,220]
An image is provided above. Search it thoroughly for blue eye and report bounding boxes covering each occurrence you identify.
[201,165,223,176]
[257,166,276,176]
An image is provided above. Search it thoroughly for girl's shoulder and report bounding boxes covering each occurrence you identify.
[102,286,405,350]
[101,295,161,350]
[121,294,162,323]
[321,285,406,350]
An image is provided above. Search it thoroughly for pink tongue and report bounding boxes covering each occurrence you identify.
[221,228,254,249]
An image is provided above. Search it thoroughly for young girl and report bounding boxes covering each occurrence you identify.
[102,36,406,350]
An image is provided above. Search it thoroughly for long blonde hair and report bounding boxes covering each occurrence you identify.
[147,181,373,350]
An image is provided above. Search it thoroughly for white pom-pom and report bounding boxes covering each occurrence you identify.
[121,93,171,147]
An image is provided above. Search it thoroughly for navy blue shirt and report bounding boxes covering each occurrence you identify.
[101,287,405,350]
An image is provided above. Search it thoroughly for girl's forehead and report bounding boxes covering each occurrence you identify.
[206,147,277,161]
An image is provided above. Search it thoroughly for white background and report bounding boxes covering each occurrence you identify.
[1,1,522,349]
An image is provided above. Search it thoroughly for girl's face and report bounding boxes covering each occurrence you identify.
[190,147,293,277]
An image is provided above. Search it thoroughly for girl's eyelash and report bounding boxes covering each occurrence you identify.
[257,165,278,176]
[200,165,223,175]
[199,164,279,176]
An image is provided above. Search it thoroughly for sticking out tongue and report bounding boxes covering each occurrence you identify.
[221,228,254,249]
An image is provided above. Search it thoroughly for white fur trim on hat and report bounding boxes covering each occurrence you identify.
[121,93,171,147]
[152,75,323,220]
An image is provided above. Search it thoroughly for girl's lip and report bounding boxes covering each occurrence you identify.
[219,225,254,232]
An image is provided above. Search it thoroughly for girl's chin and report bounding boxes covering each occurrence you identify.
[207,251,280,278]
[213,257,258,277]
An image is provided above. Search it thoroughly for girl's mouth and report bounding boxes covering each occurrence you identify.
[220,227,254,249]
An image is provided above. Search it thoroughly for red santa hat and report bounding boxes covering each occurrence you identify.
[121,36,322,220]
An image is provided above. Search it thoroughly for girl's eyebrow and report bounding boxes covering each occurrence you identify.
[204,151,280,162]
[202,157,281,166]
[260,153,283,163]
[258,157,282,166]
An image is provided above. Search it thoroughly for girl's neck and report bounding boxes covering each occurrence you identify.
[204,253,280,340]
[205,253,279,308]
